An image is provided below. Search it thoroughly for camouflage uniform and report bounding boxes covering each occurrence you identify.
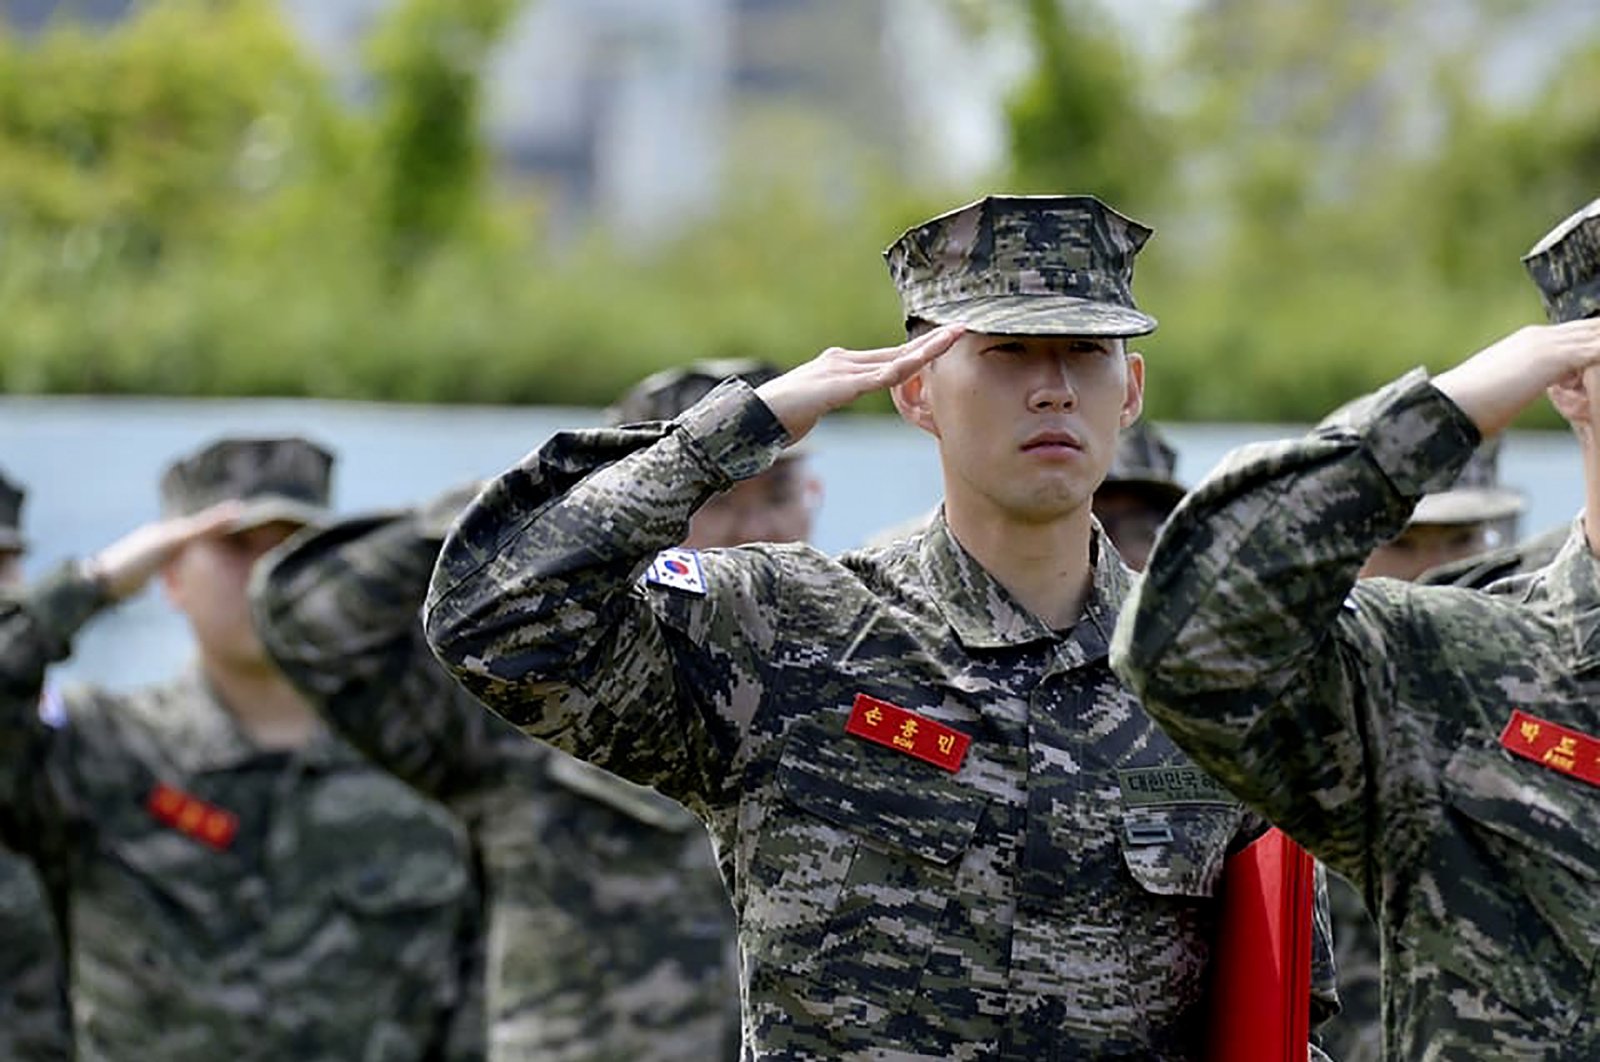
[1419,523,1569,589]
[1111,198,1600,1060]
[0,439,481,1062]
[0,470,73,1062]
[251,486,739,1062]
[425,196,1337,1059]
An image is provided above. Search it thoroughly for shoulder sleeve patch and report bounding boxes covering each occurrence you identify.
[644,547,708,596]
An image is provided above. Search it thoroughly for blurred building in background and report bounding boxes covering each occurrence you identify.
[0,0,1007,240]
[282,0,1006,240]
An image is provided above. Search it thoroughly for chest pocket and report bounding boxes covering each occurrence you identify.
[1435,744,1600,1034]
[1118,803,1240,899]
[745,714,986,1001]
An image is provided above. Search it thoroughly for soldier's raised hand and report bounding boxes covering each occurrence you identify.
[84,501,245,601]
[756,324,964,445]
[1433,316,1600,437]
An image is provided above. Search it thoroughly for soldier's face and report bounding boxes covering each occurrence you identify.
[898,330,1143,522]
[163,521,303,670]
[1091,488,1172,571]
[0,549,21,588]
[685,459,819,548]
[1359,521,1491,582]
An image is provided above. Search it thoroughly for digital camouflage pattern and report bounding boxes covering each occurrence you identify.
[1524,196,1600,324]
[1112,370,1600,1060]
[1419,523,1570,590]
[1319,873,1382,1062]
[423,380,1338,1060]
[160,436,333,530]
[0,566,481,1062]
[0,845,71,1061]
[250,495,740,1062]
[885,194,1158,337]
[0,466,73,1061]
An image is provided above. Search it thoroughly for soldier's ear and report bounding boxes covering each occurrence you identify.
[1120,350,1146,429]
[891,369,939,437]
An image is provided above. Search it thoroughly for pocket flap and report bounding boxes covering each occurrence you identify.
[776,715,984,866]
[1443,744,1600,883]
[1119,804,1240,898]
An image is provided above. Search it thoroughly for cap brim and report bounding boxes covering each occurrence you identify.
[916,294,1157,338]
[1411,488,1525,526]
[232,497,329,533]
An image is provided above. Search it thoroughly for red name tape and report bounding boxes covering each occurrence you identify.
[844,693,970,773]
[1498,709,1600,790]
[146,782,240,851]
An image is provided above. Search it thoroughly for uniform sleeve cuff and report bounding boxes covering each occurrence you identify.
[674,378,794,486]
[28,561,110,653]
[1356,369,1483,500]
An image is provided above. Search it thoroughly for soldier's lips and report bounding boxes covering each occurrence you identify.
[1020,430,1085,458]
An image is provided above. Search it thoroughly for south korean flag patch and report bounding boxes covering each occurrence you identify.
[645,547,708,596]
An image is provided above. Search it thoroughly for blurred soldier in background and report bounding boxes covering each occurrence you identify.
[1358,438,1525,582]
[0,467,72,1062]
[1092,419,1186,571]
[252,360,814,1061]
[0,438,482,1062]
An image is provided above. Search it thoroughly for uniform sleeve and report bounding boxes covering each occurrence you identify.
[424,380,791,811]
[252,494,517,808]
[0,564,106,854]
[1109,371,1480,892]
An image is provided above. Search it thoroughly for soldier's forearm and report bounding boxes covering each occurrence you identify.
[425,380,786,702]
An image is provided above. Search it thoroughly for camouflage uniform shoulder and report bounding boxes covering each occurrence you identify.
[1417,523,1573,591]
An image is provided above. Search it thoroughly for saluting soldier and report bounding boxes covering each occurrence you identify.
[0,468,72,1062]
[0,438,482,1062]
[1113,198,1600,1059]
[423,195,1336,1059]
[250,360,817,1061]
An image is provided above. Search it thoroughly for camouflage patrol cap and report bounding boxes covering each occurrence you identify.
[1524,197,1600,323]
[0,468,24,552]
[606,358,786,425]
[160,436,333,531]
[1411,437,1524,526]
[884,194,1157,338]
[1101,420,1185,512]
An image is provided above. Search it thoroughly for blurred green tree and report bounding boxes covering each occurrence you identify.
[366,0,523,280]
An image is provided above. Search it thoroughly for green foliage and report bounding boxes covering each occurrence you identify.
[1002,0,1172,212]
[0,0,1597,429]
[367,0,520,277]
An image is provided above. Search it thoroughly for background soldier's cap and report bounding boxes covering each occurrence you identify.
[606,358,806,457]
[1524,196,1600,323]
[1411,437,1525,526]
[1101,420,1185,511]
[884,194,1157,338]
[160,436,334,531]
[0,467,24,552]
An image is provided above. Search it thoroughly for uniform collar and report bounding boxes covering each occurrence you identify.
[146,665,342,775]
[919,511,1132,663]
[1535,519,1600,672]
